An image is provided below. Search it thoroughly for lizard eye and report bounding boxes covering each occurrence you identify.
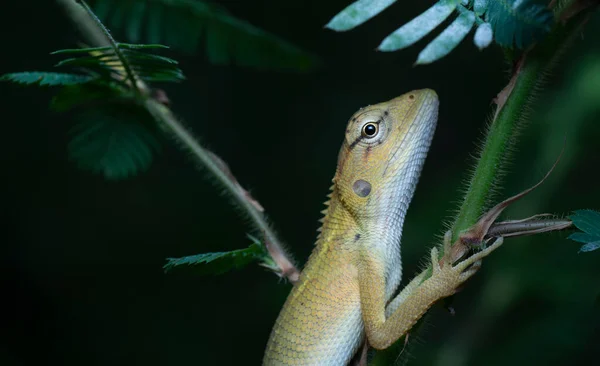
[362,123,378,138]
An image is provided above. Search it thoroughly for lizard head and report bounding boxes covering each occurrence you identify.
[333,89,439,224]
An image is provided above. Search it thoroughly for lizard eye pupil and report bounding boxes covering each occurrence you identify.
[362,123,378,137]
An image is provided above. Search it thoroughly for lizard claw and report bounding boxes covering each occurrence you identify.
[430,247,442,274]
[454,237,504,273]
[458,259,482,282]
[443,230,453,263]
[426,236,505,299]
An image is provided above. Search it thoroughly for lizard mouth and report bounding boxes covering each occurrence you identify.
[384,89,439,177]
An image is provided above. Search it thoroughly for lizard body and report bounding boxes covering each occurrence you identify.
[264,90,502,365]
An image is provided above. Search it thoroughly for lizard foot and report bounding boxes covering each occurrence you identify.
[428,234,504,297]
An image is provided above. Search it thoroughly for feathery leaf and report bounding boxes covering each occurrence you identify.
[68,106,161,180]
[325,0,397,31]
[569,210,600,253]
[378,0,462,52]
[416,10,475,65]
[474,0,488,15]
[164,242,268,274]
[474,22,494,50]
[485,0,553,49]
[52,44,185,85]
[50,82,128,112]
[0,72,94,86]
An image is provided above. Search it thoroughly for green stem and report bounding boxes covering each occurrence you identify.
[58,0,291,277]
[371,4,596,366]
[144,100,283,251]
[75,0,141,95]
[56,0,110,47]
[450,6,593,240]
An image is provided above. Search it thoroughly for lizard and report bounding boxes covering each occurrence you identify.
[263,89,505,365]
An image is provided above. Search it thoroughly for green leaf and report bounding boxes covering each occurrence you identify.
[485,0,553,49]
[88,0,319,71]
[416,11,475,65]
[579,241,600,253]
[117,43,170,50]
[50,82,128,112]
[68,106,161,180]
[378,0,462,52]
[164,242,266,274]
[51,44,185,85]
[51,46,114,54]
[474,22,494,49]
[474,0,488,15]
[568,210,600,253]
[570,210,600,237]
[0,72,94,86]
[568,232,600,243]
[55,54,119,68]
[325,0,397,31]
[122,49,178,65]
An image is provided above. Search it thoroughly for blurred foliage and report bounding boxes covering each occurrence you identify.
[486,0,553,48]
[164,236,277,274]
[52,43,185,83]
[67,106,162,180]
[569,210,600,253]
[1,1,599,366]
[0,71,94,86]
[327,0,554,64]
[1,42,183,179]
[422,49,600,366]
[88,0,319,70]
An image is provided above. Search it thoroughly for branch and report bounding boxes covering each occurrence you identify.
[57,0,299,282]
[74,0,141,94]
[370,1,597,364]
[450,0,595,240]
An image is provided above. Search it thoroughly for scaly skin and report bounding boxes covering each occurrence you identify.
[264,90,503,365]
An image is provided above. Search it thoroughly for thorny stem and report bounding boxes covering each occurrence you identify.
[75,0,141,94]
[372,1,597,364]
[143,100,285,267]
[59,0,297,280]
[450,0,595,241]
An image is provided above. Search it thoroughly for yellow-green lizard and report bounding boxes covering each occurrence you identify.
[263,89,504,365]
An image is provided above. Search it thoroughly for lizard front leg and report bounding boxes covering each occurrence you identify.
[359,233,505,350]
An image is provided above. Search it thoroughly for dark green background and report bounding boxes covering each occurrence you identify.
[1,1,599,365]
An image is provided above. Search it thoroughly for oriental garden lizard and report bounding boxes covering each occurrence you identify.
[263,90,505,365]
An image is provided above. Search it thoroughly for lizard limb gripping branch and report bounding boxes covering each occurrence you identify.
[263,90,505,365]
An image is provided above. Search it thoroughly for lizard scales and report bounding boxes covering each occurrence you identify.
[264,89,439,365]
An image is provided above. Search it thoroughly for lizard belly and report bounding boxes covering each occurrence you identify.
[264,260,363,365]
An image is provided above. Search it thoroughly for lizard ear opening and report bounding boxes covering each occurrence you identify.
[353,179,372,197]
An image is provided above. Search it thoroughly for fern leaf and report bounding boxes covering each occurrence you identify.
[485,0,553,49]
[416,11,476,65]
[164,242,266,274]
[474,0,488,15]
[0,72,94,86]
[52,44,169,54]
[325,0,397,31]
[68,106,161,180]
[50,82,127,112]
[474,22,494,49]
[52,44,185,85]
[569,210,600,253]
[378,0,462,52]
[87,0,318,71]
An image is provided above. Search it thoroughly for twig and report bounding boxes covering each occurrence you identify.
[57,0,299,281]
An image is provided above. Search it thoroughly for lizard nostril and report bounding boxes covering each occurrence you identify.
[352,179,372,197]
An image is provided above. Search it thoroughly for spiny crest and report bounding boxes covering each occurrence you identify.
[316,184,336,238]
